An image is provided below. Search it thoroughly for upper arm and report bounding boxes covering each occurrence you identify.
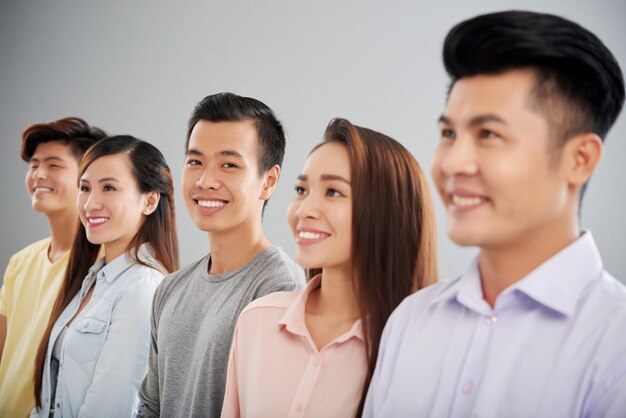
[136,281,167,418]
[221,315,243,418]
[78,277,161,417]
[0,258,15,364]
[585,355,626,418]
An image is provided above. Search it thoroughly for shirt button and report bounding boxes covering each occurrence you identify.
[83,322,89,329]
[296,404,303,412]
[461,380,474,394]
[313,358,320,367]
[485,315,498,324]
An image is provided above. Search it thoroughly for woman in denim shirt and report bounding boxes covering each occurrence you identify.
[31,136,179,418]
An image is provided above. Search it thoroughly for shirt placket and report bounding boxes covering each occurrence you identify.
[287,341,324,417]
[448,311,499,417]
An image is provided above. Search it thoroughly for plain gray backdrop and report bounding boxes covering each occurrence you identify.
[1,0,624,284]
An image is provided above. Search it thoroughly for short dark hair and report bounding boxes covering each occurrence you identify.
[21,117,106,162]
[186,92,286,175]
[443,11,624,143]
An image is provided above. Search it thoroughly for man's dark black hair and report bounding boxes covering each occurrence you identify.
[443,11,624,142]
[22,117,106,162]
[186,92,286,175]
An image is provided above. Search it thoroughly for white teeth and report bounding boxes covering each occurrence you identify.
[198,200,226,208]
[34,187,52,192]
[452,195,483,207]
[89,217,108,224]
[298,231,326,240]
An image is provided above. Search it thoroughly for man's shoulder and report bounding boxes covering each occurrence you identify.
[152,255,209,307]
[244,247,305,284]
[402,277,461,310]
[584,271,626,321]
[8,237,51,265]
[386,277,462,329]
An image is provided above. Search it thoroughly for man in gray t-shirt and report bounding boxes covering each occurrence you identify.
[137,93,305,418]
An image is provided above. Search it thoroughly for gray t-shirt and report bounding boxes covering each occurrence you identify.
[136,247,305,418]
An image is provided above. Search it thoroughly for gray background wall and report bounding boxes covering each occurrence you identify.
[1,0,624,284]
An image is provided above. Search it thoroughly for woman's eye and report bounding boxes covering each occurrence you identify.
[80,186,90,192]
[326,188,343,197]
[103,185,115,191]
[294,185,306,195]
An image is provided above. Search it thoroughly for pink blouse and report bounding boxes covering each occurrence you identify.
[221,275,367,418]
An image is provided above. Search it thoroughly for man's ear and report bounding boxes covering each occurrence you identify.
[564,133,603,187]
[260,165,281,201]
[143,191,161,215]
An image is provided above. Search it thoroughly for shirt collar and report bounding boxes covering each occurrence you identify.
[511,231,603,316]
[278,274,365,341]
[431,232,604,317]
[88,244,155,284]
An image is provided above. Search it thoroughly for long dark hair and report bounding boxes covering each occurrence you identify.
[33,135,179,407]
[309,119,438,416]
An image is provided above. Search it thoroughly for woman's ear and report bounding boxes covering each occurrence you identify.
[143,191,161,215]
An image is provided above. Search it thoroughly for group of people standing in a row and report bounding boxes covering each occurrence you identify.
[1,10,625,418]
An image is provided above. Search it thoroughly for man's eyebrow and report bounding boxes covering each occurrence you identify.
[468,114,507,126]
[438,114,507,126]
[438,115,451,125]
[216,150,244,159]
[297,174,307,182]
[186,148,203,157]
[29,156,65,163]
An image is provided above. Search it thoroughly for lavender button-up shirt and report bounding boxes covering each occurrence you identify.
[364,232,626,418]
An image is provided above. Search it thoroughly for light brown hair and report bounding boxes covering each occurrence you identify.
[309,118,438,415]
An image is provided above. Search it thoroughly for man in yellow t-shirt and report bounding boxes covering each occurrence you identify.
[0,118,105,417]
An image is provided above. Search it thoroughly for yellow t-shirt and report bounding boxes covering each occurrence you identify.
[0,237,69,418]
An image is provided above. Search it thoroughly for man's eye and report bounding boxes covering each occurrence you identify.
[441,129,456,139]
[479,129,499,139]
[186,159,201,166]
[294,186,307,195]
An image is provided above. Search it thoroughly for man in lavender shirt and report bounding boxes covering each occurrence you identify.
[364,11,626,418]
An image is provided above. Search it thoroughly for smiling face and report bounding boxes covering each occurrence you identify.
[78,153,149,261]
[431,69,575,251]
[25,141,80,216]
[181,120,274,237]
[287,142,352,271]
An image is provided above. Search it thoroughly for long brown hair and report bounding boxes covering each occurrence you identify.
[309,119,438,416]
[33,135,179,408]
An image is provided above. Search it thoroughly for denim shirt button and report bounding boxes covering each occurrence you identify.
[83,321,89,329]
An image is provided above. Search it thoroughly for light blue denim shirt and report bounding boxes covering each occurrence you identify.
[364,232,626,417]
[31,247,164,418]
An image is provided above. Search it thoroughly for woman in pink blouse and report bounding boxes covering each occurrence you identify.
[221,118,438,417]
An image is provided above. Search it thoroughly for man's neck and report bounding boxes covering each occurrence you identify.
[479,219,580,308]
[47,210,78,263]
[207,223,271,275]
